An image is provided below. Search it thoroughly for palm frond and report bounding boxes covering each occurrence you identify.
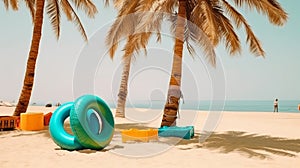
[232,0,287,26]
[24,0,35,22]
[121,37,132,58]
[185,40,196,57]
[104,0,110,7]
[61,0,88,41]
[133,0,176,50]
[112,0,177,59]
[47,0,61,39]
[83,0,98,17]
[221,0,264,56]
[186,0,197,22]
[163,0,177,13]
[3,0,10,10]
[9,0,18,10]
[185,20,216,66]
[123,32,151,58]
[135,0,176,31]
[72,0,97,18]
[131,17,159,56]
[105,0,140,58]
[123,33,148,57]
[135,0,156,11]
[138,32,151,55]
[198,0,220,45]
[156,32,162,43]
[5,0,18,10]
[164,0,216,65]
[106,14,137,58]
[104,0,125,7]
[167,12,177,35]
[184,24,196,57]
[60,0,72,20]
[221,0,244,28]
[118,0,139,14]
[105,15,136,58]
[262,0,288,26]
[218,13,241,55]
[244,23,265,56]
[136,0,176,13]
[111,0,125,9]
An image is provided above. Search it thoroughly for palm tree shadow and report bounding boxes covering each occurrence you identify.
[176,131,300,159]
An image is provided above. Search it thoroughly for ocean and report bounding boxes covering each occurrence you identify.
[32,99,300,113]
[108,100,300,113]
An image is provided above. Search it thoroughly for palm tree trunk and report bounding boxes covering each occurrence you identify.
[115,56,132,118]
[161,0,186,127]
[13,0,45,116]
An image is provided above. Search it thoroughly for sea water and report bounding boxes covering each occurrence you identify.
[108,100,300,113]
[33,100,300,113]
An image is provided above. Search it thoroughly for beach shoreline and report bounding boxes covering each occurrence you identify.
[1,106,300,167]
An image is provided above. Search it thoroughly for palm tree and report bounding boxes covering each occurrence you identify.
[106,1,176,118]
[3,0,97,116]
[114,56,131,118]
[107,0,287,126]
[138,0,287,127]
[106,1,153,118]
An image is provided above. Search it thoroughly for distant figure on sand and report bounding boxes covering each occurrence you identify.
[274,99,278,112]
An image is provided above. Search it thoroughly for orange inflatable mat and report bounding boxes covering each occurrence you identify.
[121,128,158,143]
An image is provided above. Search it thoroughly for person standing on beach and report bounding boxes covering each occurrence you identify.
[274,99,279,112]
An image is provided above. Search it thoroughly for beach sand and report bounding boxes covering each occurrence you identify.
[0,106,299,168]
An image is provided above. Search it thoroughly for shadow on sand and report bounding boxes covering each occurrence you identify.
[0,129,49,138]
[115,124,300,159]
[5,123,299,159]
[175,131,300,159]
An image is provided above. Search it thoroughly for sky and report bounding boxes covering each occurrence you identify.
[0,0,299,105]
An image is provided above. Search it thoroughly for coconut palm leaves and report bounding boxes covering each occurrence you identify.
[3,0,35,20]
[5,0,98,116]
[135,0,287,60]
[47,0,97,40]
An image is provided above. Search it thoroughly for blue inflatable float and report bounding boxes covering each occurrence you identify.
[158,126,194,139]
[70,95,115,150]
[49,95,114,150]
[49,102,83,150]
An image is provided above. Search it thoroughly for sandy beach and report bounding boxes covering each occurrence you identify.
[0,106,299,168]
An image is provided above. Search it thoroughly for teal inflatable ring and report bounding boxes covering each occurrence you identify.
[49,102,83,150]
[70,95,114,150]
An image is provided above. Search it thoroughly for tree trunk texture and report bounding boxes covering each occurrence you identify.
[161,0,186,127]
[13,0,45,116]
[115,56,132,118]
